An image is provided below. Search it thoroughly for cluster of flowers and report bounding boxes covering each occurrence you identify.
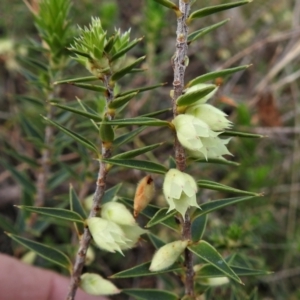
[163,84,233,218]
[87,202,147,255]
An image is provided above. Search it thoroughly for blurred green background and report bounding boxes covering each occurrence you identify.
[1,0,300,299]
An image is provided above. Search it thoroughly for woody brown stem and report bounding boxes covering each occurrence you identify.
[171,0,194,297]
[66,75,114,300]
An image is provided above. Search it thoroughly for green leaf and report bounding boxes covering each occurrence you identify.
[0,159,36,194]
[191,214,207,242]
[111,261,182,279]
[43,117,99,154]
[110,37,143,62]
[197,180,260,196]
[120,198,180,232]
[140,108,172,118]
[103,158,167,174]
[195,264,271,278]
[101,117,169,127]
[3,148,39,168]
[153,0,179,10]
[111,56,146,81]
[67,82,106,93]
[69,185,87,219]
[122,288,179,300]
[108,92,138,109]
[116,82,167,97]
[188,19,230,44]
[177,85,216,106]
[187,65,250,86]
[113,127,146,147]
[190,157,240,166]
[148,233,166,249]
[112,143,162,159]
[220,130,264,138]
[19,56,48,72]
[17,206,85,224]
[69,185,86,235]
[102,183,122,204]
[54,76,98,85]
[188,241,242,284]
[146,208,177,228]
[51,103,102,121]
[192,196,259,219]
[16,95,43,107]
[0,214,17,234]
[67,47,93,59]
[188,0,251,22]
[6,233,72,271]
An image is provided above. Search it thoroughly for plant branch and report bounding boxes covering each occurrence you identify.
[172,0,194,296]
[66,75,114,300]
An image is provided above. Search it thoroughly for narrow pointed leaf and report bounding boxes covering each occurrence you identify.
[102,117,169,127]
[177,85,216,106]
[108,92,138,109]
[51,103,102,121]
[187,65,250,86]
[111,261,182,279]
[122,288,178,300]
[112,143,162,159]
[148,233,166,249]
[6,233,72,271]
[69,185,87,219]
[111,56,146,81]
[0,159,36,194]
[17,206,85,224]
[69,185,86,235]
[68,82,106,93]
[102,183,122,204]
[110,38,143,62]
[141,108,172,118]
[54,76,98,85]
[188,19,230,44]
[220,130,264,138]
[153,0,178,10]
[19,56,48,72]
[188,241,242,284]
[188,1,251,22]
[146,208,177,228]
[196,264,271,278]
[0,214,17,234]
[16,95,43,106]
[197,180,260,196]
[44,118,99,154]
[190,157,240,166]
[68,47,93,59]
[103,158,167,174]
[117,83,167,97]
[191,214,207,242]
[120,198,180,231]
[113,127,146,147]
[192,196,259,219]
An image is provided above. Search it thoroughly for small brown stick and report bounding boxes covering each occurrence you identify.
[65,75,114,300]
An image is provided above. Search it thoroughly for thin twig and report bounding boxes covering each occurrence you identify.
[66,75,114,300]
[172,1,194,296]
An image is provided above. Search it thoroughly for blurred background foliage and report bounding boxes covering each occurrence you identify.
[0,0,300,299]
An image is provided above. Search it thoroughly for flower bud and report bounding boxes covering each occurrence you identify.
[200,276,229,286]
[85,246,95,266]
[133,175,155,218]
[101,202,135,226]
[80,273,120,295]
[163,168,199,218]
[186,103,232,131]
[149,240,188,272]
